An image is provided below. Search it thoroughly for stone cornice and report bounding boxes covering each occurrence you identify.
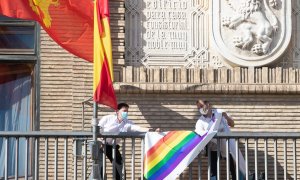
[114,83,300,94]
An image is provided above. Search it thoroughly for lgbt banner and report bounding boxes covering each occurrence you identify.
[143,110,246,180]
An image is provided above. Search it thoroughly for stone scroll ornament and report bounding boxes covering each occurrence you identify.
[211,0,292,67]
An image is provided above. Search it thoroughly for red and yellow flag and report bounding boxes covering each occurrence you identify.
[0,0,94,62]
[93,0,117,109]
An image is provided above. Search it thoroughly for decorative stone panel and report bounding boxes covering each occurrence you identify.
[125,0,210,68]
[124,0,300,68]
[211,0,292,67]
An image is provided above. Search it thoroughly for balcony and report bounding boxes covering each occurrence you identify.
[0,131,299,180]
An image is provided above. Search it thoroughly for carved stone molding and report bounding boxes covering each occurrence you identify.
[211,0,292,67]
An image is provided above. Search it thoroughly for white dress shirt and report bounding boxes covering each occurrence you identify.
[195,109,229,154]
[195,109,246,175]
[98,114,146,145]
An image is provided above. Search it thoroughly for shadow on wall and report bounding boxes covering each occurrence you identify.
[106,85,300,179]
[131,95,197,131]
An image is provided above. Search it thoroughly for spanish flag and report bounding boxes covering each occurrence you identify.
[0,0,94,62]
[93,0,117,109]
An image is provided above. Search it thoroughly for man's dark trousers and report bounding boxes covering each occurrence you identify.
[99,144,123,180]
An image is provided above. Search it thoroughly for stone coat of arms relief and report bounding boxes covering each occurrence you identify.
[211,0,292,67]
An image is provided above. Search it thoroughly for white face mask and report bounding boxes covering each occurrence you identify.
[199,107,209,115]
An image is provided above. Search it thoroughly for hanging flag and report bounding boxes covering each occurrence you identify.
[144,131,213,180]
[144,110,246,179]
[93,0,117,109]
[0,0,94,62]
[143,112,221,180]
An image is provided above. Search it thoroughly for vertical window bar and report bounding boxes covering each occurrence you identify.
[226,138,229,180]
[189,163,192,180]
[122,139,126,180]
[284,139,287,180]
[34,138,38,180]
[264,138,268,180]
[54,138,58,180]
[293,139,297,180]
[245,139,248,180]
[83,140,87,180]
[131,138,135,180]
[73,140,77,180]
[25,138,29,180]
[112,139,116,180]
[198,154,201,180]
[274,139,277,180]
[15,138,19,180]
[141,138,145,179]
[208,146,211,180]
[64,138,68,180]
[235,139,239,180]
[45,138,48,180]
[103,139,107,179]
[5,137,8,180]
[217,138,220,180]
[255,139,258,180]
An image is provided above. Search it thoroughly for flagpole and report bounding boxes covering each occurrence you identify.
[93,102,98,141]
[91,102,100,180]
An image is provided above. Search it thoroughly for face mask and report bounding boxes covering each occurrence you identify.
[121,112,128,120]
[199,107,208,115]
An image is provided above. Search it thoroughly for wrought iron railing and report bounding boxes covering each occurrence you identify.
[0,131,299,180]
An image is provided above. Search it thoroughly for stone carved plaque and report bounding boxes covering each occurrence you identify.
[211,0,292,67]
[125,0,209,68]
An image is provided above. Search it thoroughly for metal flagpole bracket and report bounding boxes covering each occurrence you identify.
[89,140,101,180]
[91,102,101,180]
[91,117,98,126]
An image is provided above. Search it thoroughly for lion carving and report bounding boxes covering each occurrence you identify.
[222,0,278,55]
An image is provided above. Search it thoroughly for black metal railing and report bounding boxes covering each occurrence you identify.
[0,131,299,180]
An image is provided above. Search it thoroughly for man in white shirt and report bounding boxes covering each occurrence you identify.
[98,103,159,180]
[195,99,236,180]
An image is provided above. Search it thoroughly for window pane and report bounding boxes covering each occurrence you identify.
[0,15,36,54]
[0,64,32,177]
[0,25,35,51]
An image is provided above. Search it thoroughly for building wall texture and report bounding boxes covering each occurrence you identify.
[38,0,300,179]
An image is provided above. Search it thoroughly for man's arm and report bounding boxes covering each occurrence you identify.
[222,112,234,127]
[195,119,206,136]
[98,116,107,127]
[126,121,160,132]
[130,125,149,132]
[98,115,119,132]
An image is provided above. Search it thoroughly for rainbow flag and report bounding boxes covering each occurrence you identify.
[144,112,222,180]
[144,110,246,179]
[144,131,205,179]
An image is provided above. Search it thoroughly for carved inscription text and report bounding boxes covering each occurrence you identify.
[143,0,188,51]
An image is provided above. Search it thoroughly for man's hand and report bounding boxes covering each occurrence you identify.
[222,112,228,118]
[222,112,235,127]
